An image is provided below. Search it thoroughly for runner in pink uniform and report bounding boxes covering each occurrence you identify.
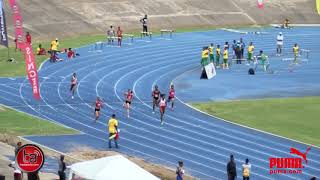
[124,89,134,118]
[168,84,175,111]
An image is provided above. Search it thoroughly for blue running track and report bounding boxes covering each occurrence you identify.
[0,26,320,179]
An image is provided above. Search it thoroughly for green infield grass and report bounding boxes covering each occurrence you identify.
[192,96,320,146]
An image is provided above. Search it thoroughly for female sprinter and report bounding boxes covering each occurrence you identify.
[124,89,134,118]
[159,94,167,125]
[94,97,103,122]
[70,73,77,99]
[152,85,161,113]
[168,84,175,111]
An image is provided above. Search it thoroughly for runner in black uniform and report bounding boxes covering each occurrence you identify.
[152,85,160,113]
[94,97,103,122]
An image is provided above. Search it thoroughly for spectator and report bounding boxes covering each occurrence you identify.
[8,161,22,180]
[117,26,123,47]
[51,38,59,58]
[67,48,75,59]
[36,44,46,55]
[310,177,317,180]
[108,114,119,148]
[140,14,148,34]
[107,26,115,44]
[242,158,251,180]
[14,142,22,157]
[176,161,185,180]
[283,19,290,28]
[14,38,18,52]
[227,154,237,180]
[26,32,32,45]
[58,155,66,180]
[27,171,39,180]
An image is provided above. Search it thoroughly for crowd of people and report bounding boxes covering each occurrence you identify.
[201,32,301,72]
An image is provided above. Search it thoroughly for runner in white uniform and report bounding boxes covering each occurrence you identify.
[276,32,284,56]
[159,94,166,125]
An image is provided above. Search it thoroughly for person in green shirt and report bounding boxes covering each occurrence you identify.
[257,50,268,71]
[201,47,209,67]
[208,43,214,63]
[216,45,221,68]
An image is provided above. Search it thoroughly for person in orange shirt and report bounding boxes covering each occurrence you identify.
[117,26,123,47]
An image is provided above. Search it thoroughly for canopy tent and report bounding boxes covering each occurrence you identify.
[68,155,160,180]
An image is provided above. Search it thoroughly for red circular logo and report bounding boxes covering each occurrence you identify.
[15,144,45,172]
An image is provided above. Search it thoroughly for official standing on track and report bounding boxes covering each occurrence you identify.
[293,43,299,63]
[117,26,123,47]
[140,15,148,34]
[242,158,251,180]
[70,73,77,99]
[58,155,66,180]
[108,114,119,149]
[276,32,284,56]
[227,154,237,180]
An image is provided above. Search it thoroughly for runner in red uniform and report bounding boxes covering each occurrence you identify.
[152,85,161,113]
[94,97,103,122]
[168,84,175,111]
[70,73,77,99]
[117,26,123,47]
[159,94,167,125]
[124,89,134,118]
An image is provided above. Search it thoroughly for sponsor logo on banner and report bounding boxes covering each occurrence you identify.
[10,1,24,49]
[16,144,45,172]
[24,44,40,100]
[204,62,216,79]
[269,147,311,175]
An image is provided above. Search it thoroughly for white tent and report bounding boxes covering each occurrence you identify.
[68,155,160,180]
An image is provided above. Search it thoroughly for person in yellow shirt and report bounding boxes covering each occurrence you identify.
[108,114,119,148]
[201,47,209,67]
[50,38,59,62]
[208,43,214,63]
[216,45,221,67]
[293,43,299,63]
[223,47,229,69]
[247,42,254,65]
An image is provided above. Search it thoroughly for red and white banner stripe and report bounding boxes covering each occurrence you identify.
[257,0,264,9]
[9,0,40,100]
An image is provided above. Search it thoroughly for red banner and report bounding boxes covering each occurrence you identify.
[9,0,40,100]
[11,2,24,49]
[257,0,264,9]
[24,43,40,100]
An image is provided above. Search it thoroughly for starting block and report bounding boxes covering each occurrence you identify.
[140,31,152,40]
[160,29,175,38]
